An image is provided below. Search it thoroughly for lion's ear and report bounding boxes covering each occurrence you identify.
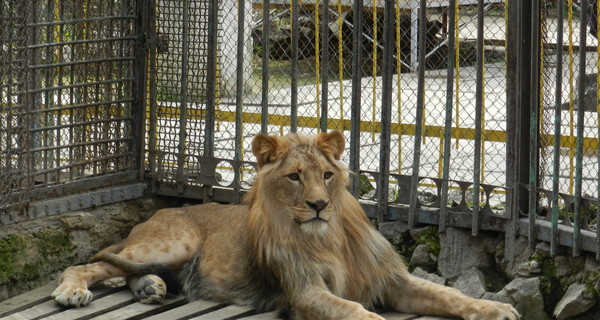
[252,133,288,168]
[316,130,345,160]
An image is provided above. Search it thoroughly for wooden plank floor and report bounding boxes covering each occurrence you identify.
[0,281,452,320]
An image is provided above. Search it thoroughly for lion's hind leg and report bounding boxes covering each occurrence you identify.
[126,274,168,304]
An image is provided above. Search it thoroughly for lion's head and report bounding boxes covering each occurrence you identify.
[245,130,349,235]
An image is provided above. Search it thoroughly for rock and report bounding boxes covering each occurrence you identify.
[412,267,445,285]
[59,212,96,230]
[410,244,433,267]
[516,260,541,277]
[553,283,597,320]
[409,227,431,241]
[437,227,495,279]
[569,304,600,320]
[481,291,507,303]
[496,236,536,278]
[501,277,550,320]
[379,221,408,240]
[451,268,486,298]
[535,242,552,256]
[555,255,586,278]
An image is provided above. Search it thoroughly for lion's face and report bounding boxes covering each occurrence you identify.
[250,131,347,235]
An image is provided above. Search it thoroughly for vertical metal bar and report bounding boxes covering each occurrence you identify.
[551,0,565,256]
[176,0,190,194]
[573,0,589,257]
[377,0,395,227]
[597,0,600,261]
[439,0,458,233]
[204,0,219,202]
[234,0,246,204]
[349,1,363,196]
[148,0,158,188]
[471,0,485,236]
[320,0,329,132]
[408,0,427,228]
[528,0,541,248]
[134,0,150,180]
[260,0,271,133]
[290,0,299,133]
[205,0,218,157]
[506,0,530,259]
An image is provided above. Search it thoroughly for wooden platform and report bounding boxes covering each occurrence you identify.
[0,281,453,320]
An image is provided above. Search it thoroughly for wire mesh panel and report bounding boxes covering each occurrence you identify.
[0,0,141,222]
[0,0,31,213]
[534,0,600,255]
[146,0,513,218]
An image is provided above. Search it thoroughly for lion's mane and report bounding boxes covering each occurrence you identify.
[243,132,408,310]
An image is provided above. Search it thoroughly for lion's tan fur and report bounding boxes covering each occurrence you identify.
[52,131,520,320]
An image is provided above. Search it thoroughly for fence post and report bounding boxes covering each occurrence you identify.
[134,0,150,181]
[505,0,534,260]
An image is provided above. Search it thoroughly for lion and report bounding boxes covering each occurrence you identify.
[52,131,520,320]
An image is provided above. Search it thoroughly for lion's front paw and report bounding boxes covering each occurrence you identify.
[463,300,520,320]
[347,311,385,320]
[51,284,94,307]
[132,274,167,304]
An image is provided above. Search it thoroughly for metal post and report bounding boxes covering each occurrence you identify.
[349,1,363,196]
[260,0,271,133]
[234,0,247,204]
[471,0,486,236]
[377,0,395,227]
[290,0,299,132]
[320,0,329,132]
[408,0,427,228]
[439,0,457,233]
[551,0,565,256]
[573,0,589,257]
[528,0,541,248]
[134,0,150,181]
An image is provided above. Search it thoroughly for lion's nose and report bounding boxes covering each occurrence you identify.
[306,200,329,213]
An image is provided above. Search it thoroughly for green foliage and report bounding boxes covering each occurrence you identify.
[416,226,440,257]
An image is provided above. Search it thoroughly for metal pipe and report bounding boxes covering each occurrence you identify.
[471,0,485,236]
[377,0,395,227]
[260,0,271,133]
[290,0,299,132]
[528,0,541,248]
[551,0,565,256]
[408,0,427,228]
[349,0,363,196]
[439,0,458,232]
[573,0,589,256]
[320,0,330,132]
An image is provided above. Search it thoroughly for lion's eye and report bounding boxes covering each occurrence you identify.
[324,171,333,179]
[288,173,300,181]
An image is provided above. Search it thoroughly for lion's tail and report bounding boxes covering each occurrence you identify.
[91,252,181,294]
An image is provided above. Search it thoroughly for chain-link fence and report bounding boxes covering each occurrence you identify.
[0,0,143,223]
[534,0,599,255]
[145,0,513,221]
